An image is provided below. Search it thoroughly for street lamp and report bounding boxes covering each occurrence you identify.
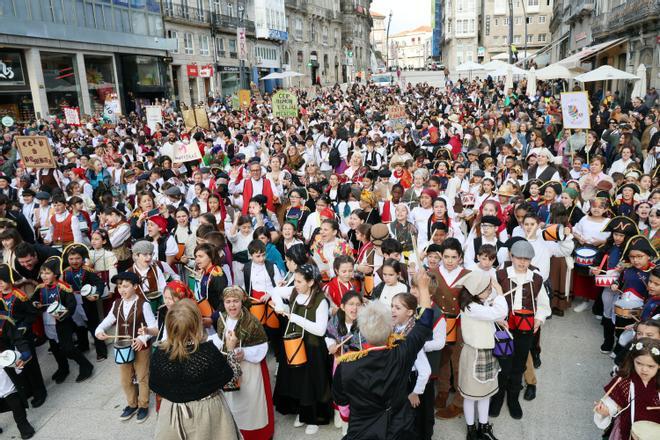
[385,10,392,70]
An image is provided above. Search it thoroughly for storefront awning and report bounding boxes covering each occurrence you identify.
[557,37,627,68]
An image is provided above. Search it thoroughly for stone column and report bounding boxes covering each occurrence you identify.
[75,52,92,116]
[24,48,48,119]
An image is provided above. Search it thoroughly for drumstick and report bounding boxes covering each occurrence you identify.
[646,406,660,410]
[589,266,608,274]
[600,377,622,402]
[336,334,353,348]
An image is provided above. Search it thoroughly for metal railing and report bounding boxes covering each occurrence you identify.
[163,4,210,25]
[593,0,659,37]
[212,13,255,33]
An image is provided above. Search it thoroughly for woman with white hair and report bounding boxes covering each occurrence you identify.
[332,271,435,439]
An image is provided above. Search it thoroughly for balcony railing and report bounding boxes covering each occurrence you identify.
[163,4,210,26]
[593,0,660,37]
[212,13,256,33]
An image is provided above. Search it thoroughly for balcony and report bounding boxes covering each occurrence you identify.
[593,0,660,38]
[212,13,256,34]
[285,0,306,12]
[163,4,210,26]
[567,0,595,23]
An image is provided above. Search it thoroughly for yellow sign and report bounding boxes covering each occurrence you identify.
[15,136,56,169]
[238,89,251,109]
[182,105,209,130]
[272,90,298,118]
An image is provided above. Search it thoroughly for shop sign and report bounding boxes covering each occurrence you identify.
[218,65,240,73]
[15,136,56,169]
[173,138,202,163]
[199,65,214,78]
[1,116,14,127]
[187,64,199,77]
[272,90,298,118]
[237,28,248,61]
[0,52,26,86]
[63,107,80,126]
[268,29,288,41]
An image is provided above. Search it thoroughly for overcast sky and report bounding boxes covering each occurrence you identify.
[370,0,432,34]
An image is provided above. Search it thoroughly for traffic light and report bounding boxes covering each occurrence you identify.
[348,51,353,57]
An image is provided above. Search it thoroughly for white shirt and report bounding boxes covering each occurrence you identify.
[95,296,157,345]
[250,262,282,293]
[218,316,268,362]
[506,266,551,322]
[378,282,408,308]
[46,211,82,243]
[269,287,329,337]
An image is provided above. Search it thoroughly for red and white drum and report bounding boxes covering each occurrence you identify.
[575,247,598,267]
[595,274,618,287]
[460,192,475,207]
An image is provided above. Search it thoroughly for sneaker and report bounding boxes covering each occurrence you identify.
[293,415,304,428]
[573,301,591,313]
[305,425,319,435]
[119,406,138,421]
[595,315,602,320]
[609,352,617,359]
[600,349,611,354]
[136,408,149,423]
[96,354,107,362]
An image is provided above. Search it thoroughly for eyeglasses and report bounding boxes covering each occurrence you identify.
[250,168,261,173]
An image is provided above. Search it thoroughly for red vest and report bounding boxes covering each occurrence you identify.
[51,212,74,245]
[242,177,276,214]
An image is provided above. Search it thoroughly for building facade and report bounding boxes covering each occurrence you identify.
[370,10,386,66]
[284,0,343,87]
[481,0,553,64]
[442,0,479,73]
[431,0,442,61]
[0,0,175,121]
[340,0,373,82]
[549,0,596,64]
[389,26,433,70]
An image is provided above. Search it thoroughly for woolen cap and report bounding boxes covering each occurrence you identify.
[132,240,154,255]
[370,223,390,246]
[510,240,535,259]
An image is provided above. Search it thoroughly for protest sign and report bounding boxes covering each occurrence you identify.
[145,106,163,132]
[15,136,56,168]
[103,98,121,123]
[560,92,591,129]
[250,82,263,105]
[182,105,209,130]
[272,90,298,118]
[63,107,80,125]
[173,138,202,163]
[388,105,407,131]
[238,89,251,109]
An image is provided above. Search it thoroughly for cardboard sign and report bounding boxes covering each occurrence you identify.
[388,105,407,131]
[238,89,251,109]
[103,98,120,123]
[182,106,209,130]
[272,90,298,118]
[560,91,591,129]
[63,107,80,125]
[145,106,163,132]
[15,136,56,168]
[173,138,202,163]
[250,82,263,105]
[194,106,209,129]
[231,94,240,109]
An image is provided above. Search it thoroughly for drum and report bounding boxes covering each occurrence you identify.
[445,316,458,343]
[363,275,374,298]
[575,247,598,267]
[114,340,135,364]
[283,332,307,367]
[493,330,514,358]
[46,301,67,318]
[542,224,565,242]
[631,421,660,440]
[80,284,98,299]
[174,243,186,262]
[39,227,49,239]
[595,274,618,288]
[264,302,279,329]
[460,192,475,207]
[614,305,642,320]
[145,290,163,301]
[197,298,213,318]
[250,301,267,323]
[509,310,535,333]
[0,349,21,368]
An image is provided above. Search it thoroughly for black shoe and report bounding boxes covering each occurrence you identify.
[31,394,47,408]
[523,385,536,401]
[96,354,107,362]
[20,427,35,439]
[466,424,478,440]
[489,389,505,417]
[136,408,149,423]
[0,427,3,433]
[506,391,523,419]
[52,369,69,384]
[478,422,499,440]
[532,353,542,369]
[119,406,138,421]
[76,367,93,383]
[77,344,90,353]
[552,308,564,317]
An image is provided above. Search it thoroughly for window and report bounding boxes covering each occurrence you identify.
[485,15,490,36]
[184,33,194,54]
[311,23,316,42]
[228,38,237,58]
[514,17,521,25]
[527,16,533,24]
[528,0,539,5]
[216,37,225,57]
[322,26,328,45]
[199,35,209,56]
[494,18,499,26]
[169,30,179,54]
[226,2,234,17]
[538,33,546,42]
[335,29,340,45]
[294,18,303,40]
[527,34,533,43]
[538,16,546,23]
[503,17,509,25]
[513,35,521,44]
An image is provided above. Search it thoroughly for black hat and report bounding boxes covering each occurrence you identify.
[617,183,640,195]
[0,175,11,183]
[22,189,35,197]
[0,264,14,284]
[522,179,542,198]
[378,168,392,178]
[622,235,659,261]
[480,215,502,227]
[426,244,443,254]
[111,272,140,286]
[602,216,639,236]
[540,180,563,196]
[41,256,62,277]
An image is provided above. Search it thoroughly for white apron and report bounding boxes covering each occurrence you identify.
[224,360,268,430]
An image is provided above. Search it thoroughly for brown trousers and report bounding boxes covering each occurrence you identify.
[119,348,150,409]
[436,328,464,406]
[524,354,537,385]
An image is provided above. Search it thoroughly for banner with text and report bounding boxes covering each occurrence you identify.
[15,136,56,168]
[272,90,298,118]
[145,106,163,132]
[173,138,202,163]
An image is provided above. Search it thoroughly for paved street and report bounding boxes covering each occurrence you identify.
[1,309,609,440]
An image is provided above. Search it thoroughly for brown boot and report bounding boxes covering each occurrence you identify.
[435,403,463,419]
[434,391,449,409]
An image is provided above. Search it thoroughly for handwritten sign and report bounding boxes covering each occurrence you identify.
[238,89,251,110]
[560,91,591,129]
[272,90,298,118]
[388,105,407,131]
[63,107,80,126]
[250,82,263,105]
[145,106,163,132]
[182,106,209,130]
[173,138,202,163]
[103,98,120,123]
[15,136,56,169]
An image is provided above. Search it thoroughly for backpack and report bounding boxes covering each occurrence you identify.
[329,140,342,168]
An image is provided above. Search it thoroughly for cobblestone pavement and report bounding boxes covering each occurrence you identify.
[1,309,608,440]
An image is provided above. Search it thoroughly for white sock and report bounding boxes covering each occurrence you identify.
[463,398,476,425]
[478,398,490,424]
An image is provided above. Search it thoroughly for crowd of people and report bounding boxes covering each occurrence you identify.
[0,74,659,440]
